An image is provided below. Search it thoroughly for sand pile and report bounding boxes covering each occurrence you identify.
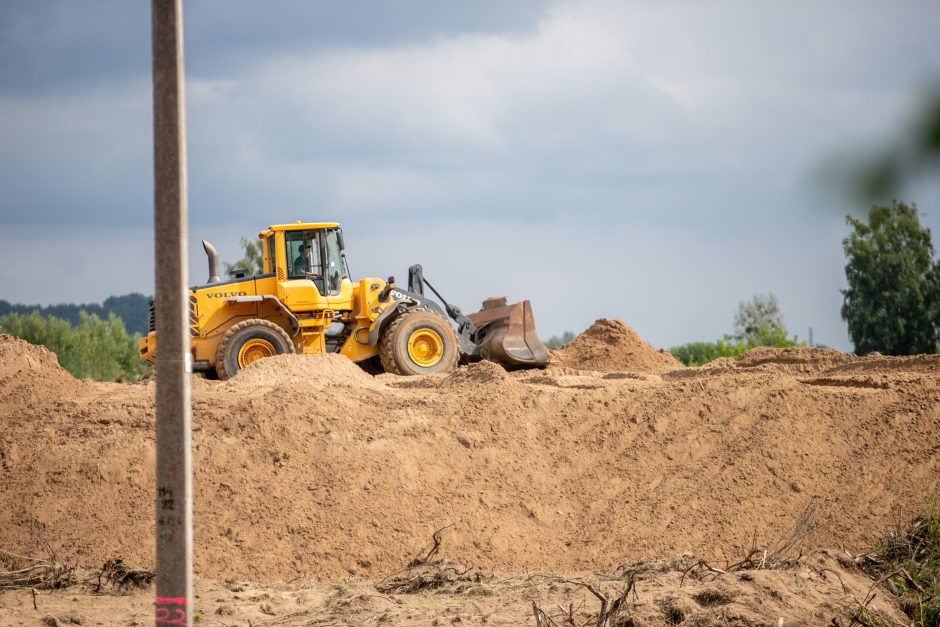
[218,352,381,390]
[825,352,940,375]
[0,325,938,583]
[691,346,856,376]
[0,334,86,404]
[441,360,516,388]
[551,319,683,373]
[0,334,72,383]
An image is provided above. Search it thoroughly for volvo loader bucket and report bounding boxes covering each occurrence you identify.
[467,297,551,367]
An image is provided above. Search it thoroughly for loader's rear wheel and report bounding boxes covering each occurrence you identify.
[216,319,294,380]
[379,309,459,376]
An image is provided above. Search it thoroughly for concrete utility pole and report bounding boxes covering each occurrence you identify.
[151,1,193,625]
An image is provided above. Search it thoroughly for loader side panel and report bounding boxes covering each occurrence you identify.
[188,275,294,367]
[193,278,263,337]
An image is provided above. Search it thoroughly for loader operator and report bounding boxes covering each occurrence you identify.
[293,242,314,278]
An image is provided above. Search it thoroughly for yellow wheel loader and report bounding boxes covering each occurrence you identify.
[139,221,550,379]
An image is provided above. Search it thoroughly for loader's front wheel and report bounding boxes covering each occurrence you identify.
[216,319,294,380]
[379,309,459,376]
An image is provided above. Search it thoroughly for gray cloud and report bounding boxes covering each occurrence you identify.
[0,1,551,94]
[0,2,149,95]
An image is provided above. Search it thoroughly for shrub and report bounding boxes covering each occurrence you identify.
[669,339,746,367]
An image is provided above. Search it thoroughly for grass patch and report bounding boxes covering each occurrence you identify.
[861,500,940,626]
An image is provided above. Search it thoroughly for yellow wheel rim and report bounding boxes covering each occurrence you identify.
[407,328,444,367]
[238,338,277,368]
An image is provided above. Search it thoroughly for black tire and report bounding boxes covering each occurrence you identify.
[379,309,459,376]
[215,319,294,380]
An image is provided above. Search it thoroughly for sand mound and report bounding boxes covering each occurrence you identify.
[551,319,683,373]
[0,334,72,381]
[688,346,856,376]
[0,334,84,404]
[441,360,516,388]
[733,346,851,369]
[823,353,940,376]
[217,353,381,390]
[0,320,938,585]
[687,347,940,379]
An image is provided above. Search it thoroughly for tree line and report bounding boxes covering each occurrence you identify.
[0,293,150,336]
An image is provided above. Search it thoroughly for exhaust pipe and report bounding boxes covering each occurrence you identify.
[202,240,221,284]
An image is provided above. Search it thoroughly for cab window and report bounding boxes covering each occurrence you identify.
[323,229,346,296]
[265,235,275,274]
[285,230,325,293]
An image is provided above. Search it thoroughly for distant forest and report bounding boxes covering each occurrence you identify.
[0,293,150,336]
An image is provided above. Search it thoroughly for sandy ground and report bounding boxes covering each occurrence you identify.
[0,550,911,626]
[0,320,938,625]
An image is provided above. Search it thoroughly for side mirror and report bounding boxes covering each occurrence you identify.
[336,229,345,251]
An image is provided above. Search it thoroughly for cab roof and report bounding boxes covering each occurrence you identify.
[259,222,340,236]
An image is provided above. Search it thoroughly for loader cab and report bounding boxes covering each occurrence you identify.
[284,228,349,295]
[267,222,353,311]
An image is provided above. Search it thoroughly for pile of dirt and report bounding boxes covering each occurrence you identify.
[550,319,683,373]
[0,334,72,383]
[691,346,855,376]
[825,352,940,375]
[217,353,381,390]
[440,360,516,388]
[0,325,938,587]
[0,334,86,404]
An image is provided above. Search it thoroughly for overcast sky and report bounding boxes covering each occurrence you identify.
[1,1,939,350]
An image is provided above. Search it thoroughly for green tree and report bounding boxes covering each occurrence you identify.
[101,293,151,335]
[223,237,264,277]
[841,201,940,355]
[732,293,787,345]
